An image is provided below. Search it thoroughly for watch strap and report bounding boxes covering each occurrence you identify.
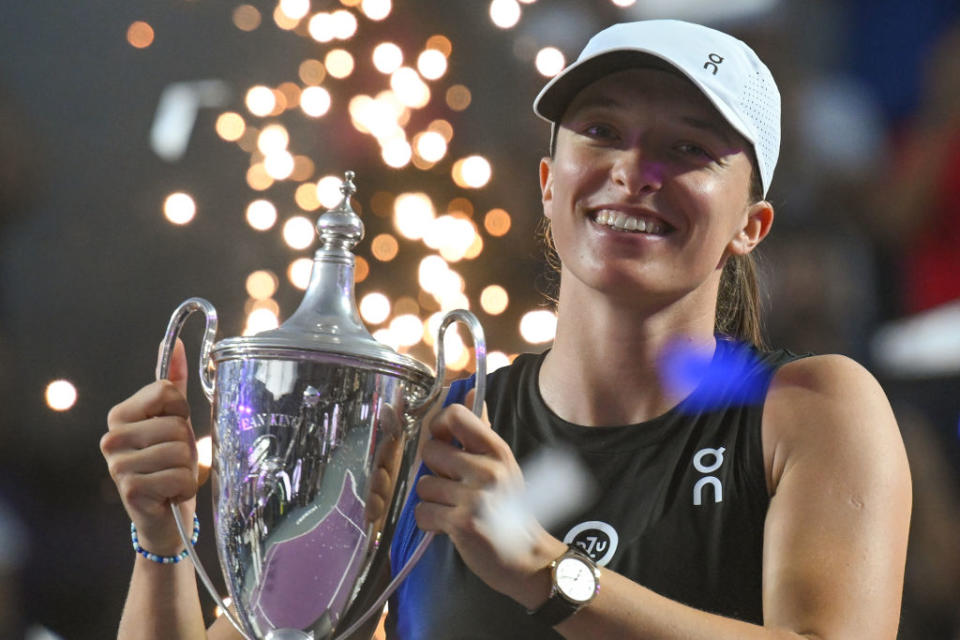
[529,590,581,627]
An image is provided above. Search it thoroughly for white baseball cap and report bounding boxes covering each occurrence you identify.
[533,20,781,197]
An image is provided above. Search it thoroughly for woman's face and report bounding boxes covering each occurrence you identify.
[540,67,771,307]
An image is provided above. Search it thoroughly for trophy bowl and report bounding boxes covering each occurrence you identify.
[156,172,486,640]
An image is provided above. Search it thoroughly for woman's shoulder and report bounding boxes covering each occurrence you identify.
[761,353,907,493]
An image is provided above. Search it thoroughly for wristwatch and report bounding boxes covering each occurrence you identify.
[528,547,601,626]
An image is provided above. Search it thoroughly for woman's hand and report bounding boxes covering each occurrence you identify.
[100,339,201,556]
[413,390,566,608]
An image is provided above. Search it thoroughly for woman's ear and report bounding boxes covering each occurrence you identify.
[727,200,774,256]
[539,157,554,220]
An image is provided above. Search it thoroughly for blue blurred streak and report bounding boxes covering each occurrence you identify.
[660,338,771,412]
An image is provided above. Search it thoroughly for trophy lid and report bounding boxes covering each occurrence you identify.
[212,171,432,378]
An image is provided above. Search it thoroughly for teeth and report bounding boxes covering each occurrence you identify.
[593,210,665,235]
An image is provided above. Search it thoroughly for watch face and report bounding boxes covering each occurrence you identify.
[555,556,597,603]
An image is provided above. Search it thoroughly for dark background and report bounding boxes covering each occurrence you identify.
[1,1,959,638]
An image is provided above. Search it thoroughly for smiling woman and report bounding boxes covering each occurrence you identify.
[385,18,911,640]
[98,18,911,640]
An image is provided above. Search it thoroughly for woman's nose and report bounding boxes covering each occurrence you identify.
[611,146,663,195]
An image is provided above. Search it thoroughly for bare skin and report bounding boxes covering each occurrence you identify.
[100,67,911,639]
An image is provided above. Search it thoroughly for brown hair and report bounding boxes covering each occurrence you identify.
[538,157,768,348]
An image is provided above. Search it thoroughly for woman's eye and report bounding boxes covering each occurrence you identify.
[582,124,617,140]
[677,143,713,160]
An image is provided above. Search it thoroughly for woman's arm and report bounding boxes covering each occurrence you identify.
[414,357,912,639]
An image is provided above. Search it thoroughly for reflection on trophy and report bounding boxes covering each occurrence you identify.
[157,172,486,640]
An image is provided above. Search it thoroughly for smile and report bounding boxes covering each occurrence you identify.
[591,209,671,235]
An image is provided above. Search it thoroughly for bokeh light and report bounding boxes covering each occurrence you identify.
[325,49,355,78]
[196,436,213,469]
[308,12,336,42]
[415,130,447,162]
[486,351,511,372]
[360,292,391,324]
[246,199,278,231]
[45,379,77,412]
[373,42,403,74]
[316,175,345,208]
[417,49,448,80]
[246,270,279,299]
[489,0,521,29]
[331,9,358,39]
[264,150,295,180]
[371,233,400,261]
[391,67,430,108]
[280,0,311,20]
[127,21,155,49]
[246,86,276,117]
[445,85,471,111]
[355,255,370,282]
[244,307,280,335]
[480,285,509,315]
[535,47,565,77]
[428,119,454,141]
[273,5,300,30]
[389,314,424,347]
[361,0,391,20]
[299,59,326,85]
[291,155,315,181]
[394,192,435,240]
[484,208,512,236]
[246,163,274,191]
[300,87,331,118]
[453,155,492,189]
[164,192,196,225]
[233,5,262,31]
[288,257,314,289]
[257,124,289,154]
[295,183,321,211]
[283,216,315,249]
[215,112,246,141]
[520,309,558,344]
[425,34,452,57]
[381,136,412,168]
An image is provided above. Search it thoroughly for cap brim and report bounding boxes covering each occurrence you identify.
[533,49,757,153]
[534,51,682,123]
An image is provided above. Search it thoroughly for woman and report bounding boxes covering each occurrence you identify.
[101,19,910,640]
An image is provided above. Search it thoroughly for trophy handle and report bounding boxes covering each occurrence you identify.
[156,297,218,401]
[408,308,487,416]
[157,298,255,640]
[334,308,487,640]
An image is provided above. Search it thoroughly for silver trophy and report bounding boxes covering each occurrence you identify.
[156,172,486,640]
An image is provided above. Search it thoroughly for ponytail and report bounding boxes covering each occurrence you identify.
[715,252,766,349]
[716,166,767,348]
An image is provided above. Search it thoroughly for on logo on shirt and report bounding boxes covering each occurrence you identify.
[692,446,726,506]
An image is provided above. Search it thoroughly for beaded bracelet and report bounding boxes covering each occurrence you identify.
[130,514,200,564]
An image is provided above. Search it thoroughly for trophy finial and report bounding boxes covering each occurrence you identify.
[315,169,363,251]
[340,171,356,198]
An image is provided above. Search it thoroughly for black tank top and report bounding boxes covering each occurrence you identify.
[388,339,807,639]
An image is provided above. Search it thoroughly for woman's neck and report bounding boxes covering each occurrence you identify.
[539,277,719,427]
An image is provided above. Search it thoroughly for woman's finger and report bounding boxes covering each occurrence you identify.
[107,380,190,425]
[108,441,197,478]
[102,415,196,454]
[429,404,505,457]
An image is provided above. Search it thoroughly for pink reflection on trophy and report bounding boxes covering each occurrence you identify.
[251,469,368,631]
